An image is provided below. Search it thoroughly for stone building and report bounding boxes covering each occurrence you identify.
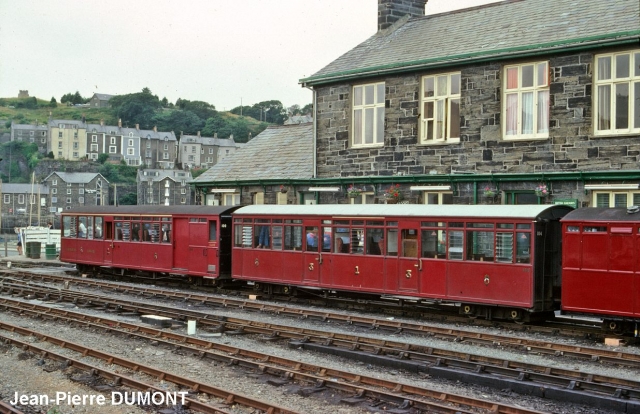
[178,132,240,169]
[10,121,49,154]
[42,172,109,210]
[88,93,114,108]
[296,0,640,207]
[136,169,192,205]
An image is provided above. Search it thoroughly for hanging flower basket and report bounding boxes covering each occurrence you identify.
[279,185,288,194]
[483,186,496,198]
[535,184,549,197]
[384,184,402,203]
[347,185,362,198]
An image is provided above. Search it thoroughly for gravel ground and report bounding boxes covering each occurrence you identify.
[0,274,638,413]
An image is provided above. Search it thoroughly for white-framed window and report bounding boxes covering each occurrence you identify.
[73,152,78,158]
[593,191,640,207]
[128,139,134,146]
[67,189,72,195]
[109,146,117,153]
[145,150,152,157]
[421,72,461,144]
[188,155,194,161]
[30,131,34,136]
[78,197,84,204]
[146,142,151,149]
[29,137,34,143]
[52,188,57,194]
[181,197,186,204]
[79,188,84,195]
[209,148,213,154]
[18,194,24,204]
[163,152,169,159]
[181,188,186,194]
[3,195,9,203]
[90,144,98,151]
[90,153,98,160]
[67,182,72,187]
[349,192,375,204]
[503,61,549,139]
[352,82,385,147]
[92,135,97,142]
[127,148,134,155]
[594,51,640,135]
[73,142,78,149]
[423,192,454,205]
[41,138,46,143]
[223,193,240,206]
[58,142,62,149]
[164,144,169,150]
[66,198,72,204]
[58,151,62,156]
[110,137,116,144]
[58,132,62,138]
[51,197,57,204]
[52,179,57,186]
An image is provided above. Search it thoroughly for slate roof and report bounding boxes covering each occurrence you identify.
[302,0,640,85]
[1,183,48,193]
[44,172,108,184]
[193,123,313,183]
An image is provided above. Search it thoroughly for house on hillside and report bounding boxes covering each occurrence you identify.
[293,0,640,207]
[89,93,114,108]
[137,169,192,205]
[179,132,240,169]
[11,121,48,154]
[48,119,88,160]
[1,183,48,218]
[192,123,314,206]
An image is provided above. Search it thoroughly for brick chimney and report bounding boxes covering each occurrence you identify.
[378,0,427,32]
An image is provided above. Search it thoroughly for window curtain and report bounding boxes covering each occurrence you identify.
[506,94,518,135]
[521,92,533,134]
[537,91,549,133]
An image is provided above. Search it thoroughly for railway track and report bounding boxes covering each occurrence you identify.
[0,297,542,414]
[1,274,639,412]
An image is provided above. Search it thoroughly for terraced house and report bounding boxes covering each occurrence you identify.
[296,0,640,207]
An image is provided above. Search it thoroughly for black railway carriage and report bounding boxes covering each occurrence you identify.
[232,204,572,321]
[60,206,238,279]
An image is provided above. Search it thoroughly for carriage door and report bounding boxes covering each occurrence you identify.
[173,218,190,270]
[188,218,209,274]
[302,222,322,284]
[398,223,420,292]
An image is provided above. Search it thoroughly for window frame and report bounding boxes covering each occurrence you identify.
[420,72,461,144]
[351,82,385,148]
[594,50,640,135]
[502,61,550,140]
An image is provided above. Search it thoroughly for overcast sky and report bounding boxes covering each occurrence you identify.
[0,0,499,111]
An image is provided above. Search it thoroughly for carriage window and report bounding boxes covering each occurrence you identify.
[367,228,384,255]
[256,225,270,248]
[516,232,530,263]
[516,223,531,229]
[448,230,463,260]
[334,228,350,253]
[351,228,364,255]
[496,232,513,263]
[150,222,160,243]
[140,223,152,241]
[466,230,494,261]
[94,217,103,239]
[272,226,283,250]
[421,229,445,258]
[237,225,252,247]
[322,227,332,252]
[584,226,607,232]
[121,222,131,241]
[161,223,171,243]
[284,225,303,251]
[306,226,319,252]
[386,228,398,256]
[208,221,217,242]
[78,216,88,239]
[63,216,75,237]
[401,229,418,258]
[567,226,579,232]
[131,222,141,242]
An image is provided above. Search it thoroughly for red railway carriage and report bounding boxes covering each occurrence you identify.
[232,204,572,321]
[561,207,640,333]
[60,206,238,280]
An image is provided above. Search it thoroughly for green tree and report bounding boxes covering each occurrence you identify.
[301,103,313,114]
[98,153,109,164]
[60,91,86,105]
[175,99,217,121]
[49,97,57,108]
[109,88,162,130]
[119,193,138,205]
[152,110,203,136]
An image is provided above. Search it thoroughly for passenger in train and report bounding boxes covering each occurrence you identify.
[306,228,318,250]
[79,221,87,238]
[94,224,102,238]
[161,224,170,242]
[257,226,269,248]
[322,232,331,252]
[132,223,140,241]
